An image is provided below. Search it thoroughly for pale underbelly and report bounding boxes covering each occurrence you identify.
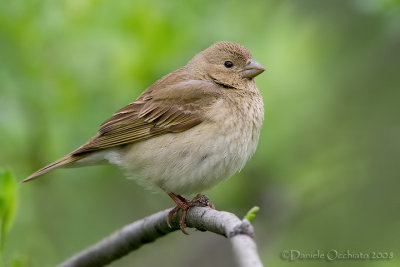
[114,122,254,195]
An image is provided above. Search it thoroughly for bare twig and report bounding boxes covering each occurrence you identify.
[58,207,264,267]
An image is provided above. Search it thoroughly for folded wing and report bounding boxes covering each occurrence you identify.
[23,79,221,182]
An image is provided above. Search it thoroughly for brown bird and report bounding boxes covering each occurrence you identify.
[23,41,265,234]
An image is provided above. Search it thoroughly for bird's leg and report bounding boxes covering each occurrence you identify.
[166,192,214,234]
[166,193,190,234]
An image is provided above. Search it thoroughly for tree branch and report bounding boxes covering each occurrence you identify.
[57,207,264,267]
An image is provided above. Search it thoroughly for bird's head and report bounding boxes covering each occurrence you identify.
[187,41,265,89]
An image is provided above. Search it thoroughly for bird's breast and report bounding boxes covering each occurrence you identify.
[207,91,264,169]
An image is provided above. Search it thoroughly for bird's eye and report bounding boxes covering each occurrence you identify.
[224,61,233,68]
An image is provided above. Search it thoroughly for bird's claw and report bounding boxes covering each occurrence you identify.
[166,193,214,234]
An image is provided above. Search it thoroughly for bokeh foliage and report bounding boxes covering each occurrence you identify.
[0,0,399,266]
[0,170,18,253]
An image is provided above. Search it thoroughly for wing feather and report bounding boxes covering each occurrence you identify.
[72,79,221,155]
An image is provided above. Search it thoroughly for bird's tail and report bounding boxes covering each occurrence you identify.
[22,153,86,183]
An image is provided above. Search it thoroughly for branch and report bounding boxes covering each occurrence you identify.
[57,207,264,267]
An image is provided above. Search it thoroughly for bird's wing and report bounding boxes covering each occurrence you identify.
[23,79,221,182]
[72,80,221,155]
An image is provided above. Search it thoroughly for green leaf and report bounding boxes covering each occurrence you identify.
[244,206,260,222]
[0,169,18,251]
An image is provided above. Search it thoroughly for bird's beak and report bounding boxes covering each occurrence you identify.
[241,59,266,79]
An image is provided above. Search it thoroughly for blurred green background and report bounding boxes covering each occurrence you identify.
[1,0,399,266]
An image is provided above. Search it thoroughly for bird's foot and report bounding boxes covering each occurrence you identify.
[166,193,214,234]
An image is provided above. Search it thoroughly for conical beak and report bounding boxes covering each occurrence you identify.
[241,59,266,79]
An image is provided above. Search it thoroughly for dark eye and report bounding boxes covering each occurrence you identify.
[224,61,233,68]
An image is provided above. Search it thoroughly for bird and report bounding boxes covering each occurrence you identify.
[23,41,265,234]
